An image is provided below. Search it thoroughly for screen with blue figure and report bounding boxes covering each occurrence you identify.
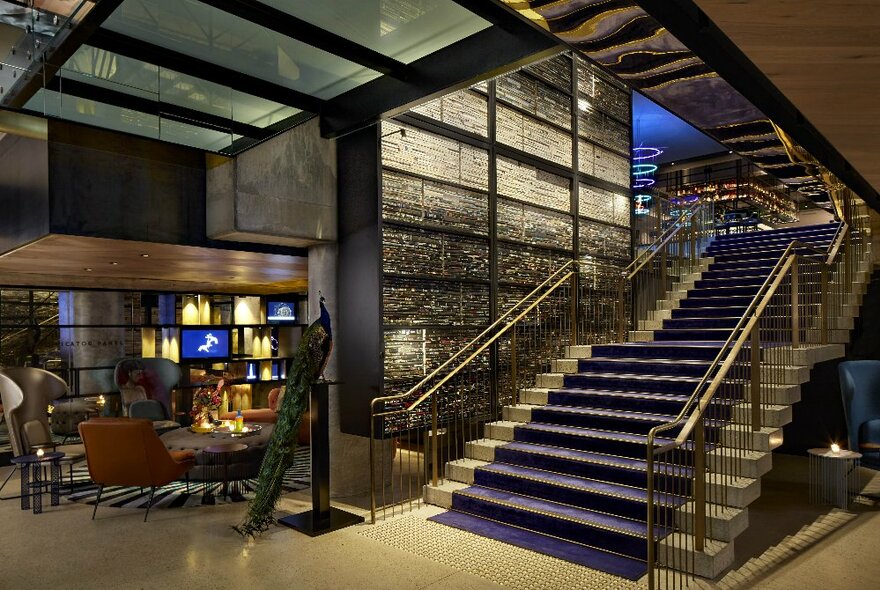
[267,301,297,322]
[181,328,231,360]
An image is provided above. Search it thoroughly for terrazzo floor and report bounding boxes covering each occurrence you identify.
[2,454,880,589]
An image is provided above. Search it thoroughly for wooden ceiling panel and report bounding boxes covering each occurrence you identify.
[0,235,308,294]
[694,0,880,193]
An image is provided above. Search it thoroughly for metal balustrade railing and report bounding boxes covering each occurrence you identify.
[368,203,716,522]
[645,190,870,590]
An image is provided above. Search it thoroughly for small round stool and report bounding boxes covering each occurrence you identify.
[202,443,249,501]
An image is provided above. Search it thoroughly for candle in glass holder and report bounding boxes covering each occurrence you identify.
[36,448,44,458]
[831,443,841,454]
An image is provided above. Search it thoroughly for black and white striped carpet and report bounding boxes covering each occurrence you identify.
[64,446,311,510]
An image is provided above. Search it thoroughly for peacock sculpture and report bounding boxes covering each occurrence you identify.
[234,295,333,537]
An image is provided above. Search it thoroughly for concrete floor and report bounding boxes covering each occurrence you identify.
[1,454,880,590]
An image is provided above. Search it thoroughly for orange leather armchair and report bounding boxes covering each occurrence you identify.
[78,418,196,521]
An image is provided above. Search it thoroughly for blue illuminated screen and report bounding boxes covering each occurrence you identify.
[180,328,231,360]
[267,301,297,322]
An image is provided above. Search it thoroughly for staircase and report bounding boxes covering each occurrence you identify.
[424,222,871,582]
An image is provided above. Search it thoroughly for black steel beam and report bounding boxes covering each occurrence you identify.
[2,0,126,109]
[87,28,324,114]
[633,0,880,207]
[44,77,272,140]
[198,0,413,80]
[321,24,561,138]
[224,111,317,154]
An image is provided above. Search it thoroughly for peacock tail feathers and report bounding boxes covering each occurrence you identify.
[234,297,332,537]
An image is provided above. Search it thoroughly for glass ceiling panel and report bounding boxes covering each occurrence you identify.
[26,88,242,152]
[261,0,491,64]
[103,0,382,100]
[60,45,301,128]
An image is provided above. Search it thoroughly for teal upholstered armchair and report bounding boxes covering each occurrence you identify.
[838,360,880,456]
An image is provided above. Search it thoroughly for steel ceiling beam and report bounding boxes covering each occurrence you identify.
[44,76,272,140]
[321,23,561,138]
[197,0,414,80]
[87,28,324,114]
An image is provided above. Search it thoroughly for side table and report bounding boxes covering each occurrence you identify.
[10,452,63,514]
[808,448,862,508]
[203,443,249,502]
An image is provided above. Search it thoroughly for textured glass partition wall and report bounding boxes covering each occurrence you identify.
[379,52,631,430]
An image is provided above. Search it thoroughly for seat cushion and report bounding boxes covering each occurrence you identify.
[859,419,880,448]
[170,449,196,463]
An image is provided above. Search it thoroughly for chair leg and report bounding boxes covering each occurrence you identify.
[0,465,18,496]
[144,486,156,522]
[92,484,104,520]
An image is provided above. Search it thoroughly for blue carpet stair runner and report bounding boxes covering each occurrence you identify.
[429,222,840,580]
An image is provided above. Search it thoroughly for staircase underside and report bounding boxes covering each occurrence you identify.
[426,223,872,581]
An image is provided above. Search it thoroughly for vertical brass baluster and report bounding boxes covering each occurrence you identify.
[431,394,438,488]
[791,257,800,348]
[694,418,706,553]
[751,327,761,432]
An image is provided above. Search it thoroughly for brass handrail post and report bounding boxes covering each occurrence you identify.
[510,329,518,406]
[431,393,438,487]
[570,272,579,345]
[646,441,656,590]
[617,276,626,343]
[751,327,761,432]
[369,406,377,524]
[791,257,800,348]
[694,416,706,553]
[820,265,829,345]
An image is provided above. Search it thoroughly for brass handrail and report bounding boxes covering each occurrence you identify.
[649,223,847,447]
[645,220,850,588]
[372,270,576,416]
[369,260,577,418]
[624,202,706,281]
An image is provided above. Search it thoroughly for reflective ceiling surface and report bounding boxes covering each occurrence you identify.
[0,0,493,153]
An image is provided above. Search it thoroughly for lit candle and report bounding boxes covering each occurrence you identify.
[241,426,249,433]
[36,448,44,458]
[831,443,841,454]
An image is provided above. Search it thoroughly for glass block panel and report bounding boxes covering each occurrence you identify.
[580,141,630,188]
[579,183,631,227]
[383,278,490,326]
[524,54,572,90]
[411,89,489,137]
[578,108,630,155]
[498,244,571,285]
[383,226,490,280]
[496,104,572,167]
[381,121,489,190]
[497,198,573,250]
[384,328,426,380]
[577,60,629,123]
[496,156,571,212]
[580,219,631,261]
[496,72,572,130]
[382,170,489,235]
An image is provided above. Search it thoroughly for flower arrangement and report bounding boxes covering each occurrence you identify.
[191,379,225,427]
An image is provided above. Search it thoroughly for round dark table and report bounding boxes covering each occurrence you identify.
[202,443,249,501]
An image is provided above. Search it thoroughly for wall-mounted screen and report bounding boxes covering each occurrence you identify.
[180,328,231,361]
[267,301,297,323]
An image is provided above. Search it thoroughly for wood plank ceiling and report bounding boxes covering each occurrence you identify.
[693,0,880,193]
[0,235,308,294]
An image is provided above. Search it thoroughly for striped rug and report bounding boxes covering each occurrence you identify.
[64,446,311,510]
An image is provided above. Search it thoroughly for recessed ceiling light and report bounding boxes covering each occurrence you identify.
[84,268,92,272]
[140,253,150,258]
[110,261,118,265]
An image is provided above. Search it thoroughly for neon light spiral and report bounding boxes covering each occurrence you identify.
[632,147,663,161]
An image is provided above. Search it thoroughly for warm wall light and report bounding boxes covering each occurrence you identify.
[831,443,841,454]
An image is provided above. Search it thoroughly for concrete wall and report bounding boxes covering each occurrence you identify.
[207,117,337,247]
[0,133,49,254]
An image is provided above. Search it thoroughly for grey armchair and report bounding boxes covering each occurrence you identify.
[129,399,180,434]
[0,368,86,493]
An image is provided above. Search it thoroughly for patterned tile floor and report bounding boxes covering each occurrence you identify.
[359,505,646,590]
